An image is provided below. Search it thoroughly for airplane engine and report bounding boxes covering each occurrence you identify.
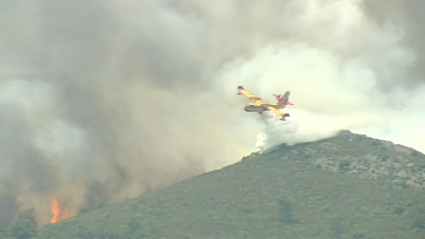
[244,105,266,113]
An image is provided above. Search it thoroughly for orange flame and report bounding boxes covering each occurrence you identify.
[50,197,77,224]
[50,198,61,224]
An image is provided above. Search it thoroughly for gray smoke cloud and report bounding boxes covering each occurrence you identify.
[201,0,425,153]
[0,0,424,226]
[363,0,425,86]
[0,0,249,226]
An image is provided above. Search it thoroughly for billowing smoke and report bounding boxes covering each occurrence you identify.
[0,0,255,226]
[204,0,425,153]
[0,0,424,227]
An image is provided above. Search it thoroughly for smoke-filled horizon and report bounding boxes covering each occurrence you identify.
[0,0,424,226]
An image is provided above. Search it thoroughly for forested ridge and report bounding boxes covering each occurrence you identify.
[3,131,425,239]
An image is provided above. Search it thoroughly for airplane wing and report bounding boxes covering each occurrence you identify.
[266,106,290,120]
[266,106,284,117]
[237,86,262,101]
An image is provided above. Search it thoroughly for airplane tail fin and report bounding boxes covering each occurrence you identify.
[272,91,293,108]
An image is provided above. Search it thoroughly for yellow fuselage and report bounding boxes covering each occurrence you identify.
[248,102,279,108]
[244,101,280,113]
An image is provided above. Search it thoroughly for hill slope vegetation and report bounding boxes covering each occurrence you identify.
[10,131,425,238]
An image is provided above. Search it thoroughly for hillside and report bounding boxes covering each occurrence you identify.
[25,131,425,238]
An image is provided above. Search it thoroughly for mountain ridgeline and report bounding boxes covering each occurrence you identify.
[265,130,425,188]
[6,130,425,238]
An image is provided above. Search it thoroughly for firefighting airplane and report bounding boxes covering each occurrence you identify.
[237,86,293,121]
